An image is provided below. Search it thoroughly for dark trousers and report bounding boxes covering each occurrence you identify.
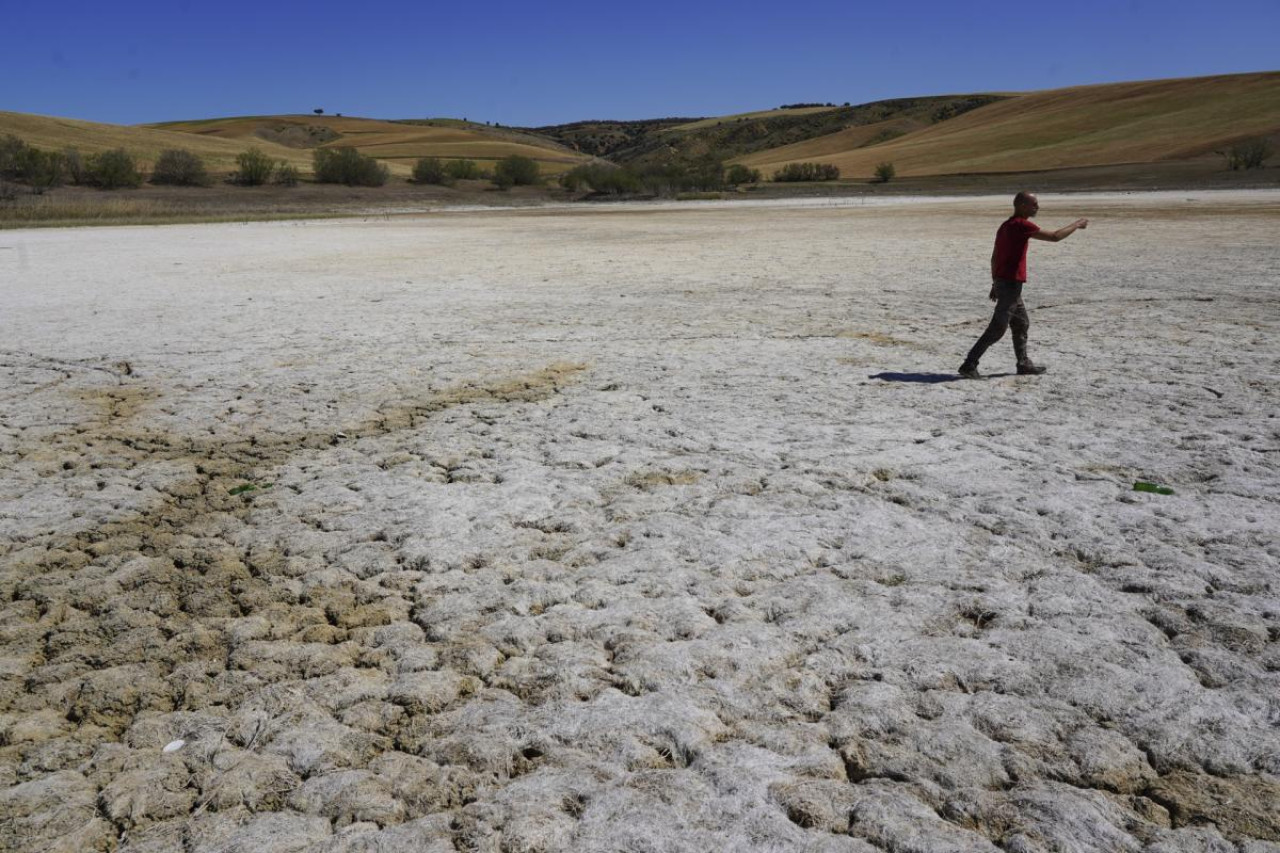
[966,279,1030,366]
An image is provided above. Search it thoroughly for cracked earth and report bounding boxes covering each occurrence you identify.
[1,191,1278,852]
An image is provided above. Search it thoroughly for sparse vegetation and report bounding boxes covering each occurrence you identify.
[151,149,210,186]
[1223,138,1273,170]
[312,147,389,187]
[860,128,908,148]
[493,155,540,189]
[874,162,896,183]
[772,162,840,182]
[929,95,1002,123]
[233,148,275,186]
[412,157,450,185]
[274,162,299,187]
[560,162,641,194]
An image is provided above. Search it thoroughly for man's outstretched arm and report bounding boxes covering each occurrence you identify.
[1031,218,1089,242]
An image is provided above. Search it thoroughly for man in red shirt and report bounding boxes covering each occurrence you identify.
[959,192,1088,378]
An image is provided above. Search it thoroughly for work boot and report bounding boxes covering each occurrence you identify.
[958,362,981,379]
[1017,361,1048,376]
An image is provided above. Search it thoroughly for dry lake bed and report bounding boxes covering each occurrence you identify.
[1,191,1278,852]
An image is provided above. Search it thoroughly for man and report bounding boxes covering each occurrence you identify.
[958,192,1088,379]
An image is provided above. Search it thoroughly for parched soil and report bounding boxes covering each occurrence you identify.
[1,192,1278,852]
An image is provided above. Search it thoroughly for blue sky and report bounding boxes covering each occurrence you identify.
[3,0,1277,127]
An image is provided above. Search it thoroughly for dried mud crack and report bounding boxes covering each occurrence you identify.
[1,362,586,851]
[3,197,1278,852]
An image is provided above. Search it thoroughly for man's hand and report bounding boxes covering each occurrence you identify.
[1031,218,1090,242]
[989,283,999,302]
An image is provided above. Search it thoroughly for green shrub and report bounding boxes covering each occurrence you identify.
[445,159,482,180]
[313,147,389,186]
[233,148,275,186]
[63,148,89,185]
[724,164,761,185]
[493,155,540,189]
[873,161,896,183]
[151,149,210,186]
[274,162,300,187]
[632,154,726,195]
[87,149,143,189]
[0,135,27,179]
[1225,138,1273,170]
[560,162,642,194]
[0,137,67,192]
[24,149,67,193]
[412,157,450,185]
[772,162,840,182]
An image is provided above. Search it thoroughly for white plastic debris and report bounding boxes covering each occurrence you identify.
[163,740,185,753]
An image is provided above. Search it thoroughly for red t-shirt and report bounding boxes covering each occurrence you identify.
[993,216,1040,282]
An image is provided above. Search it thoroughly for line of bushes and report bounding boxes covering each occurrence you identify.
[558,156,762,196]
[413,155,543,190]
[1,135,146,192]
[1,134,307,192]
[772,162,840,182]
[412,157,489,185]
[230,148,298,186]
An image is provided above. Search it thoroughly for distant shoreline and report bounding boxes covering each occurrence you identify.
[4,171,1279,230]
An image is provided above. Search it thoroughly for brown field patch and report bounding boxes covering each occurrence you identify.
[836,330,914,346]
[0,111,308,173]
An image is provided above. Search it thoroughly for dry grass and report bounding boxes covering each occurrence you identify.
[738,71,1280,178]
[151,114,588,176]
[836,330,912,346]
[0,111,308,173]
[0,182,520,229]
[0,196,346,228]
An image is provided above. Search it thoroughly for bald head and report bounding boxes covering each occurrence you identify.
[1013,191,1040,217]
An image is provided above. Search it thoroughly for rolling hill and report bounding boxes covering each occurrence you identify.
[0,112,589,179]
[524,96,1002,166]
[148,115,587,176]
[0,111,311,173]
[735,71,1280,179]
[3,70,1276,189]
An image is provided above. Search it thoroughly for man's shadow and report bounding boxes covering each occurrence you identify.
[869,371,1014,383]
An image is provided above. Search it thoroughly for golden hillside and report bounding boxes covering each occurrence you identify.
[149,115,588,175]
[736,71,1280,178]
[0,111,309,173]
[0,112,589,179]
